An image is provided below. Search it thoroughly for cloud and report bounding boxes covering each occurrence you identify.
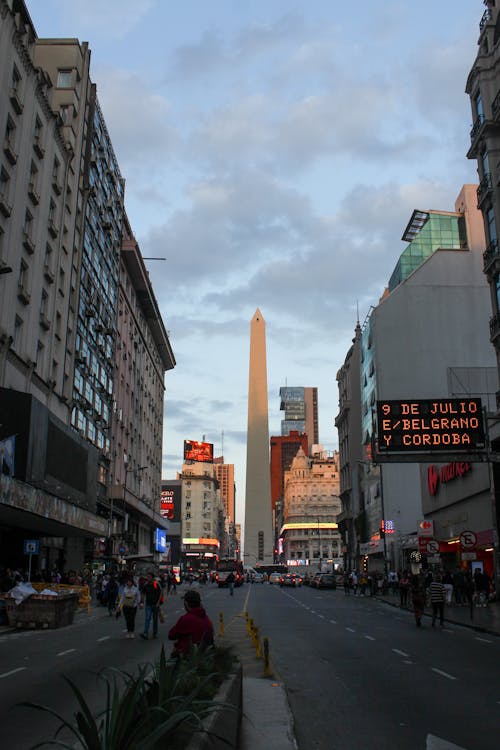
[54,0,157,39]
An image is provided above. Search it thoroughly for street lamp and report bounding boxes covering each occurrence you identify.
[317,516,322,572]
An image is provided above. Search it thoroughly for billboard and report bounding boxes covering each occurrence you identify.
[183,440,214,463]
[155,528,167,553]
[160,484,181,521]
[376,398,485,454]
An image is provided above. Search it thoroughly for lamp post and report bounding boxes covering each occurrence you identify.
[317,516,322,572]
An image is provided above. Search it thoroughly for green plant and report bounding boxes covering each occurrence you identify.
[22,644,238,750]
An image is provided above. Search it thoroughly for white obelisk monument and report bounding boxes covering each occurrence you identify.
[244,309,274,567]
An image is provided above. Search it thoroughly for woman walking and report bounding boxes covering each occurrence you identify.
[411,573,426,627]
[117,576,141,638]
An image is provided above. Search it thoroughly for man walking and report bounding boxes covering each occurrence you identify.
[429,573,446,627]
[140,571,163,640]
[226,571,235,596]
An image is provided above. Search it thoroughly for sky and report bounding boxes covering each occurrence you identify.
[28,0,483,529]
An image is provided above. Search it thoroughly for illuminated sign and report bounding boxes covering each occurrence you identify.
[376,399,485,453]
[427,462,472,495]
[184,440,214,463]
[380,519,395,535]
[154,528,167,553]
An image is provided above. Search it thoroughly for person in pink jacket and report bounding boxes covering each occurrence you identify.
[168,589,214,657]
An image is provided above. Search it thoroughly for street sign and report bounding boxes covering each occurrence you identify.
[419,520,434,537]
[461,552,477,561]
[426,540,439,554]
[427,555,441,564]
[23,539,39,555]
[459,530,477,551]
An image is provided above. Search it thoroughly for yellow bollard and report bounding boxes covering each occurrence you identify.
[219,611,224,637]
[263,637,271,676]
[248,617,254,637]
[255,630,262,659]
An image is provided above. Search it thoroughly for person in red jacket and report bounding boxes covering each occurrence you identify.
[168,589,214,657]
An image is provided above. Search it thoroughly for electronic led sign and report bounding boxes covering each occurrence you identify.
[183,440,214,463]
[376,398,485,453]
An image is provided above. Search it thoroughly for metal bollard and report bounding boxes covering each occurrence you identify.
[219,611,224,637]
[263,636,271,676]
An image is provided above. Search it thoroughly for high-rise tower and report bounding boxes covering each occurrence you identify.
[244,309,274,567]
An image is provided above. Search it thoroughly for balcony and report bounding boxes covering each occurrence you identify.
[480,8,492,32]
[17,283,30,305]
[0,193,12,218]
[477,172,493,207]
[47,219,59,238]
[492,90,500,122]
[52,179,62,196]
[22,232,35,254]
[9,87,23,114]
[470,113,485,143]
[33,136,45,159]
[483,239,500,275]
[28,182,40,205]
[43,264,55,284]
[490,312,500,345]
[39,312,51,330]
[3,139,17,165]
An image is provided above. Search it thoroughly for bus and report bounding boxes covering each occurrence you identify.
[215,557,244,587]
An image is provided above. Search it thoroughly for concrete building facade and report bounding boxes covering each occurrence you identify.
[359,186,497,574]
[281,448,341,570]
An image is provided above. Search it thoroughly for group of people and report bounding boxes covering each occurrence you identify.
[114,571,214,656]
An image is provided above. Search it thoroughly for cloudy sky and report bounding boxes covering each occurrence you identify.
[29,0,482,527]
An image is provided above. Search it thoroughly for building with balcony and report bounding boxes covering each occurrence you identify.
[335,321,363,573]
[281,448,341,569]
[358,185,496,574]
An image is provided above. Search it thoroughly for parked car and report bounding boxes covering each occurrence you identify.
[316,574,337,590]
[269,573,282,585]
[309,573,323,588]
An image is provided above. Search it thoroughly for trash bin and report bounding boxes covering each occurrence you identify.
[5,593,79,629]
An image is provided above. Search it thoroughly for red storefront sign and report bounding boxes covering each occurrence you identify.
[427,462,472,496]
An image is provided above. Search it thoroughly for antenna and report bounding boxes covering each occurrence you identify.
[221,430,224,462]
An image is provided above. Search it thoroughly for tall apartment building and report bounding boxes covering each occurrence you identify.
[281,448,341,568]
[466,0,500,588]
[0,0,174,570]
[178,458,225,567]
[213,456,235,523]
[335,322,363,573]
[279,386,318,454]
[108,214,175,560]
[358,186,496,575]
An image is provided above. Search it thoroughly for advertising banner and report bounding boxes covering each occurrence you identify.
[160,485,181,521]
[183,440,214,463]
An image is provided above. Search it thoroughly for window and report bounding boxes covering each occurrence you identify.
[475,90,484,121]
[0,167,9,202]
[57,70,72,88]
[487,206,497,244]
[12,65,21,92]
[24,209,33,237]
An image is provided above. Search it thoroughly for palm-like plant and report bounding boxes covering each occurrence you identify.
[22,645,237,750]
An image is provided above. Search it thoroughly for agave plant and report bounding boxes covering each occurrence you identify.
[21,645,237,750]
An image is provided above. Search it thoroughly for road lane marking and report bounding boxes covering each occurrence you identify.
[57,649,76,657]
[392,649,409,657]
[317,614,325,619]
[346,627,356,633]
[364,635,375,641]
[475,637,492,643]
[431,668,456,680]
[97,636,110,642]
[329,619,337,624]
[0,667,27,678]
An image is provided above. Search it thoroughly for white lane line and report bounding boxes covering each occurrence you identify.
[97,636,110,642]
[0,667,27,678]
[364,635,376,641]
[346,627,356,633]
[431,668,457,681]
[475,637,492,643]
[317,614,325,620]
[57,648,76,657]
[392,648,409,657]
[329,619,337,624]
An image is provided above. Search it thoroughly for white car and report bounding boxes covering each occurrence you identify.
[251,572,265,583]
[268,572,281,584]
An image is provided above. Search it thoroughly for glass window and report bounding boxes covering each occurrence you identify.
[57,70,72,88]
[487,207,497,244]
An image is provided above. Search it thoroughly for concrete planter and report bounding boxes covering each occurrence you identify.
[185,664,243,750]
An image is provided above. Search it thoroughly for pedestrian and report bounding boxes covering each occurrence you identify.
[117,576,141,638]
[226,571,235,596]
[343,572,350,595]
[429,573,446,627]
[411,573,426,628]
[399,571,410,608]
[140,571,163,640]
[168,589,214,658]
[106,575,119,616]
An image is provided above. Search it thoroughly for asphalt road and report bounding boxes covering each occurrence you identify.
[0,584,241,750]
[245,583,500,750]
[1,583,498,750]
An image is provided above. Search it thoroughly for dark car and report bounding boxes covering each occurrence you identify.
[279,573,300,587]
[316,574,337,590]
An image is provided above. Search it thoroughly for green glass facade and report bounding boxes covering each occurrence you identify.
[388,212,467,292]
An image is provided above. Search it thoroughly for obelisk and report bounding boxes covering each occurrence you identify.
[244,309,274,567]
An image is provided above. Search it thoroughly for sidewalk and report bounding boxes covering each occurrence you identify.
[222,611,298,750]
[374,591,500,636]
